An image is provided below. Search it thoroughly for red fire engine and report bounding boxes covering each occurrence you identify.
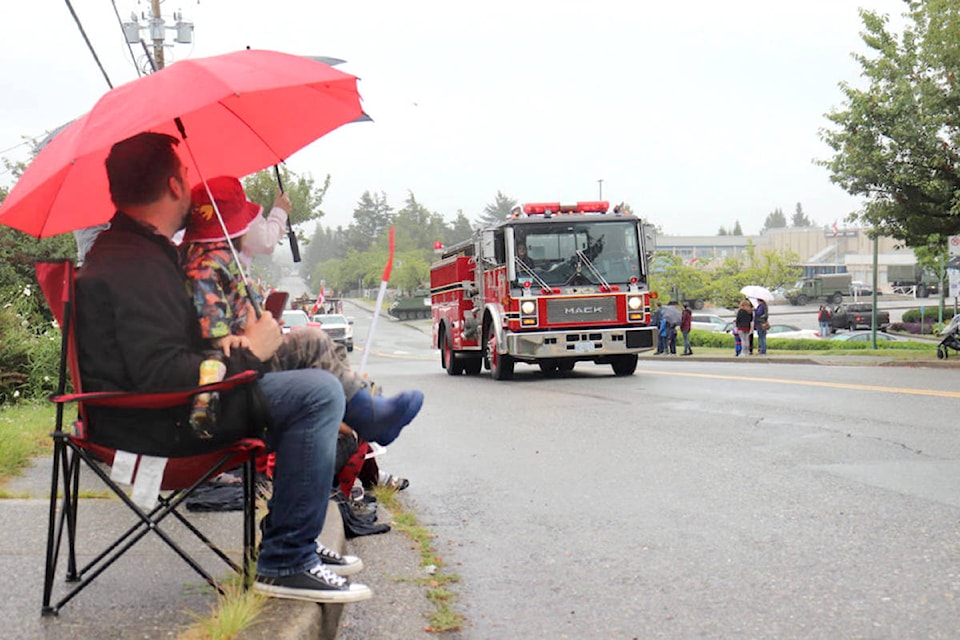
[430,200,659,380]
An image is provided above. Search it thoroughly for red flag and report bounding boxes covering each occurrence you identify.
[832,220,839,237]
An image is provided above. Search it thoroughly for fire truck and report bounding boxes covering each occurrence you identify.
[430,200,659,380]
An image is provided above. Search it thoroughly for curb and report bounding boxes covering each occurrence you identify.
[235,499,346,640]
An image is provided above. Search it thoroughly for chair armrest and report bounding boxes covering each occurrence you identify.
[51,370,259,409]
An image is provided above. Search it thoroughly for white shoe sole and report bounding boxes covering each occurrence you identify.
[253,581,373,603]
[326,557,364,576]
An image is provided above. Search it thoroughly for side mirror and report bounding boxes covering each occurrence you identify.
[348,317,355,325]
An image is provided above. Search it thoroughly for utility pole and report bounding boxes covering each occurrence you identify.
[598,179,604,200]
[151,0,165,69]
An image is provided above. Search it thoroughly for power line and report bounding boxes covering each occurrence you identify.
[109,0,142,78]
[62,0,113,89]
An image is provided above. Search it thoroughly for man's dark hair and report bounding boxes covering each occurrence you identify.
[105,132,181,208]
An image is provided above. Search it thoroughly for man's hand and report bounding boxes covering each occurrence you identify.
[273,192,292,214]
[242,302,282,361]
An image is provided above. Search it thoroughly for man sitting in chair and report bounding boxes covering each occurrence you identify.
[75,132,370,604]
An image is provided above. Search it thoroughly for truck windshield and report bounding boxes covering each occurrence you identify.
[513,220,641,286]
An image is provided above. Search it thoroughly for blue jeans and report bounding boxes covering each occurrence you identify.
[255,369,345,578]
[756,327,767,354]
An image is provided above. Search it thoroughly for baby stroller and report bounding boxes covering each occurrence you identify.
[936,315,960,359]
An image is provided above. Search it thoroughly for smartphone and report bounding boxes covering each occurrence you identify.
[264,291,289,318]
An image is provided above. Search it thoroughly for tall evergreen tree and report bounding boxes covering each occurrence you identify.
[791,202,813,227]
[346,191,393,252]
[478,191,517,227]
[761,208,787,233]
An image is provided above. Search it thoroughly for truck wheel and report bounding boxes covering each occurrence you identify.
[610,354,638,376]
[693,300,705,310]
[797,295,808,306]
[443,330,464,375]
[831,293,843,304]
[463,357,483,375]
[848,322,856,332]
[557,359,575,373]
[485,325,514,380]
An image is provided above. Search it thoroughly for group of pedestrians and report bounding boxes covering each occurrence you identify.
[734,297,769,356]
[651,302,694,356]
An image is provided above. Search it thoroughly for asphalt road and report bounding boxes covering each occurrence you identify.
[341,304,960,639]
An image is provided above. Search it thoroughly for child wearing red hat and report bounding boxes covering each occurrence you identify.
[183,176,422,446]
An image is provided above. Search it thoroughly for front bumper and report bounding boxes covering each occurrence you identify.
[504,326,656,360]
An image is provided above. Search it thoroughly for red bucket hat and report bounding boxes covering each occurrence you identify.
[185,176,263,243]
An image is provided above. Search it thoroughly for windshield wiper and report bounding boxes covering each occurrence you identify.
[575,249,610,289]
[515,258,553,292]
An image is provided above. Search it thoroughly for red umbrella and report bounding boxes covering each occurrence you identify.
[0,49,363,238]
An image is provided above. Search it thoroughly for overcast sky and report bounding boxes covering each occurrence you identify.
[1,0,909,237]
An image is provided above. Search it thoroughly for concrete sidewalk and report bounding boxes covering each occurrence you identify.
[0,457,345,640]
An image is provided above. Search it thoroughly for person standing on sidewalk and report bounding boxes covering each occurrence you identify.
[680,304,693,355]
[818,305,832,337]
[735,299,753,357]
[753,298,769,355]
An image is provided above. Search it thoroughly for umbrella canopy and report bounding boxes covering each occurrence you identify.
[740,285,774,301]
[661,304,682,325]
[0,49,362,238]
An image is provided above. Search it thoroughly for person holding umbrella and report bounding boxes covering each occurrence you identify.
[75,132,371,604]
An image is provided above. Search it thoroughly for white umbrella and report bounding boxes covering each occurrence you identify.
[740,285,774,301]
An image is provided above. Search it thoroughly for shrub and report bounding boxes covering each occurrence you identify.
[0,284,62,406]
[902,307,956,323]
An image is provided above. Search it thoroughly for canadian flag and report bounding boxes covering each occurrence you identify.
[832,220,839,237]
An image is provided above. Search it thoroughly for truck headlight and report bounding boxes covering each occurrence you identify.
[627,296,642,310]
[521,300,536,314]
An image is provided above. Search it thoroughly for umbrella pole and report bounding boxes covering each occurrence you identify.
[178,129,261,318]
[273,165,301,263]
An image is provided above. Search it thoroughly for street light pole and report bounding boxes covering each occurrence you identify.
[598,179,604,200]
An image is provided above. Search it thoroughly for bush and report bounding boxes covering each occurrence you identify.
[0,284,62,406]
[902,307,956,323]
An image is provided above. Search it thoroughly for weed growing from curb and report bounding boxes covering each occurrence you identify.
[372,485,464,633]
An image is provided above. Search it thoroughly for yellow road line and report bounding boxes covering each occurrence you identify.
[636,368,960,399]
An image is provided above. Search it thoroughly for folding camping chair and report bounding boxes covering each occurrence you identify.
[35,260,267,616]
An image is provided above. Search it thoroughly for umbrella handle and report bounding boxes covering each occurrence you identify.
[274,165,301,263]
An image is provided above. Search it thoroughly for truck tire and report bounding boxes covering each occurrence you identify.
[557,359,575,373]
[610,354,638,376]
[918,286,930,298]
[443,330,465,375]
[831,292,843,304]
[848,322,856,332]
[693,300,705,310]
[796,295,808,306]
[463,357,483,375]
[485,324,514,380]
[538,361,558,376]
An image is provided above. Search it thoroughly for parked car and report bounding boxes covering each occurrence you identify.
[690,313,727,332]
[311,313,354,351]
[830,330,905,342]
[721,322,819,339]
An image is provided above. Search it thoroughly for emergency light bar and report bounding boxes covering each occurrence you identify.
[521,201,610,215]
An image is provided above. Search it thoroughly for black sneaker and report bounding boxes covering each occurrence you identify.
[317,543,364,576]
[254,562,372,603]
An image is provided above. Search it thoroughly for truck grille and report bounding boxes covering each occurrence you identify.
[545,297,617,324]
[323,328,346,340]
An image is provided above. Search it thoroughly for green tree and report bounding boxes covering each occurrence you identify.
[761,208,788,233]
[346,191,393,252]
[818,2,960,246]
[444,210,475,247]
[732,220,744,236]
[478,191,517,228]
[792,202,813,227]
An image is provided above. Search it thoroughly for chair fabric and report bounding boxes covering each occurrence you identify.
[35,260,267,616]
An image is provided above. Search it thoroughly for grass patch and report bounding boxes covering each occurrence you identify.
[371,485,465,633]
[179,574,267,640]
[0,401,55,485]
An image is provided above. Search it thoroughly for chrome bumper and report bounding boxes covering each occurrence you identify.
[504,326,656,360]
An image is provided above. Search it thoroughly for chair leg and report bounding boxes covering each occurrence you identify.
[42,438,66,615]
[243,457,257,588]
